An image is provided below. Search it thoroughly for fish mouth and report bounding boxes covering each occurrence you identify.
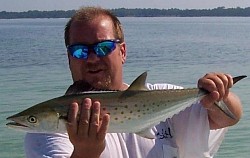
[6,116,29,129]
[6,122,28,128]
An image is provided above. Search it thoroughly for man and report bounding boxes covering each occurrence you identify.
[25,7,242,158]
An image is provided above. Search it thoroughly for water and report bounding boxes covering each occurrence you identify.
[0,17,249,158]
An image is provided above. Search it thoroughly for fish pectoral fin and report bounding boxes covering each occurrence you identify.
[136,128,156,139]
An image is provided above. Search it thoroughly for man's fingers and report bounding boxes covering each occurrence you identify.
[198,77,216,92]
[66,98,109,143]
[201,91,219,109]
[78,98,91,138]
[66,102,79,139]
[212,75,225,100]
[98,114,110,141]
[89,101,101,138]
[224,74,233,97]
[198,73,233,101]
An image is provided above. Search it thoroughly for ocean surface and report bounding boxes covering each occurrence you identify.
[0,17,249,158]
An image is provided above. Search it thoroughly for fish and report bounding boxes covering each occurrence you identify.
[6,72,246,139]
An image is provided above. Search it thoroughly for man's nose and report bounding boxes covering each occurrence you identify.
[86,49,100,62]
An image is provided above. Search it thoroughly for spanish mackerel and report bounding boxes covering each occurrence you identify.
[6,72,246,139]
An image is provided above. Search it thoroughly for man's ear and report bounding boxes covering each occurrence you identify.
[120,42,127,64]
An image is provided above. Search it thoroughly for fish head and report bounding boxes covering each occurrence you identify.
[6,105,63,133]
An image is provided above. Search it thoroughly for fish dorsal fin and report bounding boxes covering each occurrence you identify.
[127,71,148,91]
[119,72,148,99]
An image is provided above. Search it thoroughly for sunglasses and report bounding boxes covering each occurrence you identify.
[67,39,121,59]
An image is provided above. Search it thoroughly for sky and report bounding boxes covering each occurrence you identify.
[1,0,250,12]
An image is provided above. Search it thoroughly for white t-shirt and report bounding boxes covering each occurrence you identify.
[24,83,227,158]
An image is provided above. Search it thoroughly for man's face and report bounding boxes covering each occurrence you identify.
[68,16,126,90]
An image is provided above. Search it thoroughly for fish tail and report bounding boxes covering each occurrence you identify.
[201,75,247,120]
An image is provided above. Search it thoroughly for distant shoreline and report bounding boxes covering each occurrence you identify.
[1,7,250,19]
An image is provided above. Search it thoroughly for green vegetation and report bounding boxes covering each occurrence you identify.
[1,7,250,19]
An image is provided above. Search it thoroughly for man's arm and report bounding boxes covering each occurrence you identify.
[198,72,243,129]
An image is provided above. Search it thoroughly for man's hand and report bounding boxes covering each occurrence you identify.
[198,72,233,108]
[198,72,242,129]
[66,98,110,158]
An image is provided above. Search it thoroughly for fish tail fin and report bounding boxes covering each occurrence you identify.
[220,75,247,119]
[233,75,247,84]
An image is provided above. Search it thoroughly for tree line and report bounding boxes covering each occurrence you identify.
[1,7,250,19]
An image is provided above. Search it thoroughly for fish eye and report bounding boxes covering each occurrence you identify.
[27,116,37,123]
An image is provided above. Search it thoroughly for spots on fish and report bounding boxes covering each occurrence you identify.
[111,101,168,123]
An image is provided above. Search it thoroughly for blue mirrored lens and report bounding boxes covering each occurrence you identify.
[69,45,88,59]
[94,41,116,57]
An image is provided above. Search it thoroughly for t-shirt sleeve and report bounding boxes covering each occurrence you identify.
[24,133,73,158]
[208,128,228,156]
[171,103,227,158]
[171,102,211,157]
[147,83,227,158]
